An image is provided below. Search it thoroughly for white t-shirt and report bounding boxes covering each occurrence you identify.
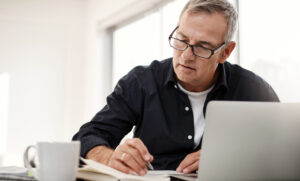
[177,83,214,148]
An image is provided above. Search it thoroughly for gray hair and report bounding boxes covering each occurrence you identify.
[179,0,238,42]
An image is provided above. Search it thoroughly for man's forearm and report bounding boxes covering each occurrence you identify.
[86,145,114,165]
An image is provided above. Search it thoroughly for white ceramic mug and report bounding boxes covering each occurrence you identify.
[24,141,80,181]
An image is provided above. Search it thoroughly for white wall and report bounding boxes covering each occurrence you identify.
[0,0,170,166]
[0,73,9,159]
[0,0,87,166]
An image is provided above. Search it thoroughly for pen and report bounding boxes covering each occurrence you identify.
[146,162,154,170]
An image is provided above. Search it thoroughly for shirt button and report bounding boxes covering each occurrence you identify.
[174,84,178,89]
[185,106,189,111]
[188,135,193,140]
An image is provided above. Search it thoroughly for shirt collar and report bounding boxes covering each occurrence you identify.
[163,58,177,86]
[163,58,229,91]
[213,63,228,91]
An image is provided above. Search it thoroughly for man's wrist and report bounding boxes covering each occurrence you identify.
[86,145,114,165]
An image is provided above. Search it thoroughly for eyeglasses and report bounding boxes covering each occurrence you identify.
[168,26,226,59]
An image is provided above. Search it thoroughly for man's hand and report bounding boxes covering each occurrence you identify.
[86,145,114,165]
[108,138,153,176]
[176,150,201,174]
[86,138,153,176]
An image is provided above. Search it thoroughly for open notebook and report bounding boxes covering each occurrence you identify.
[77,158,197,181]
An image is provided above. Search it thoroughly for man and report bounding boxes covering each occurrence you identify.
[73,0,279,176]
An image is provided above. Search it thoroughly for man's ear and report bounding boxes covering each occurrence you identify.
[219,41,236,64]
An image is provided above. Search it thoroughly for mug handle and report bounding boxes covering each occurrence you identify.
[23,145,38,179]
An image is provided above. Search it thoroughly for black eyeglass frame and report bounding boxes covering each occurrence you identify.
[168,26,226,59]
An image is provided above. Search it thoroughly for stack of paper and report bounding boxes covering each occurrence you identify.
[0,166,36,181]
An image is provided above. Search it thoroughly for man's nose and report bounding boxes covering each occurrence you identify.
[182,45,195,60]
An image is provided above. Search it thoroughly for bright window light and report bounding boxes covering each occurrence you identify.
[112,12,160,87]
[112,0,191,87]
[239,0,300,102]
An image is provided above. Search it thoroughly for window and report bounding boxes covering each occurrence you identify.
[112,0,190,87]
[112,11,161,87]
[239,0,300,102]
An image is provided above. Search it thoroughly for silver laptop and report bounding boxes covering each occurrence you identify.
[198,101,300,181]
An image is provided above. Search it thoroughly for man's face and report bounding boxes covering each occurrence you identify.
[172,11,230,91]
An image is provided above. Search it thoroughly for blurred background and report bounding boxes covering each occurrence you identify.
[0,0,300,166]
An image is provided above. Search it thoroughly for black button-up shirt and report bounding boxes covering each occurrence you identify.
[72,58,279,170]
